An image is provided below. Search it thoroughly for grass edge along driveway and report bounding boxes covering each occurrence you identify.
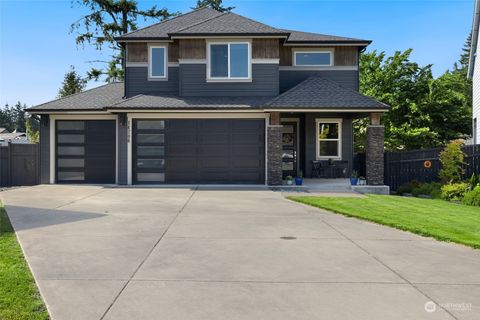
[0,201,49,320]
[288,194,480,249]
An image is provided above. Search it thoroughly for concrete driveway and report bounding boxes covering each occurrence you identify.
[1,185,479,320]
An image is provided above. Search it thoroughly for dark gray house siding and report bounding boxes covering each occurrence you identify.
[40,115,50,184]
[179,64,279,97]
[279,70,358,93]
[125,66,179,97]
[117,116,128,185]
[303,113,354,178]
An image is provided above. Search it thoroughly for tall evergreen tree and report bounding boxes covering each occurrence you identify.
[193,0,234,12]
[70,0,174,82]
[58,66,87,97]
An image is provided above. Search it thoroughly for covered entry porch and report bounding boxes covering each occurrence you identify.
[266,111,386,187]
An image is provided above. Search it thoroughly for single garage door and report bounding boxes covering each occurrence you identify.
[56,120,116,183]
[132,119,265,184]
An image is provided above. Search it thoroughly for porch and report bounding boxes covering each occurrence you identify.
[266,111,386,188]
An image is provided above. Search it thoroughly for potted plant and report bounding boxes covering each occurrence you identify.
[295,171,303,185]
[285,176,293,185]
[358,176,366,185]
[350,170,359,186]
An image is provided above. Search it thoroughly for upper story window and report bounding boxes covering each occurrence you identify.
[149,45,167,79]
[316,119,342,159]
[207,42,251,81]
[294,50,333,67]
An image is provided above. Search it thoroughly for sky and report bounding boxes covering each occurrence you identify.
[0,0,474,107]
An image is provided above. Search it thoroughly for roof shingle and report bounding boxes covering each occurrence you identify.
[109,94,272,110]
[172,12,288,36]
[116,8,223,40]
[116,8,369,44]
[27,82,124,111]
[266,76,388,109]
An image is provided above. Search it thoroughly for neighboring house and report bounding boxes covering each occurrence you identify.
[0,131,29,146]
[469,0,480,144]
[0,128,9,134]
[27,8,388,185]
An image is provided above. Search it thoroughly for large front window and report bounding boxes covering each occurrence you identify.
[208,42,250,80]
[316,119,342,159]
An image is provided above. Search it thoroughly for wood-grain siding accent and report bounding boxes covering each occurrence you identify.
[126,42,179,63]
[179,39,206,59]
[252,39,280,59]
[127,43,148,63]
[279,46,358,66]
[168,40,179,62]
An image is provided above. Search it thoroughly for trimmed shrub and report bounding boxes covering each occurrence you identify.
[411,182,442,198]
[441,183,468,201]
[462,186,480,207]
[438,140,466,184]
[395,180,421,195]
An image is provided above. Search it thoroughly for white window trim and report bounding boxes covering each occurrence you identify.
[293,49,334,67]
[315,118,342,160]
[148,45,168,79]
[206,41,252,82]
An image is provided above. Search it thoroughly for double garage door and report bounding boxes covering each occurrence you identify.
[56,119,265,184]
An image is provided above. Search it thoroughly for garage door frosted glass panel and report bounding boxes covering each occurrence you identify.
[137,120,165,130]
[137,159,164,168]
[58,146,84,156]
[137,173,165,182]
[58,158,85,168]
[58,172,85,181]
[137,134,164,144]
[137,146,164,156]
[57,134,85,144]
[57,121,85,130]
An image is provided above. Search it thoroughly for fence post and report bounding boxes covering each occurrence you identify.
[7,142,12,187]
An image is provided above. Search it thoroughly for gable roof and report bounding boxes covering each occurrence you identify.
[116,8,370,45]
[26,82,124,112]
[266,76,389,110]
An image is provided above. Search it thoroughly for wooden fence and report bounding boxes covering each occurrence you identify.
[384,145,480,191]
[0,143,40,187]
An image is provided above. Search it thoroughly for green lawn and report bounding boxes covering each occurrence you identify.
[289,195,480,249]
[0,202,49,320]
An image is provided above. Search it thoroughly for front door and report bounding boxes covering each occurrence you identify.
[281,121,298,178]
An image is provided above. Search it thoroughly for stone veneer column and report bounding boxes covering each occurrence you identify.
[366,124,385,185]
[267,112,283,185]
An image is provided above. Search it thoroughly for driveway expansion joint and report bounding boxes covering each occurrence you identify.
[98,187,198,320]
[321,219,460,320]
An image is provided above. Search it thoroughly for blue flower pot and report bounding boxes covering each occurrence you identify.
[295,178,303,186]
[350,177,358,186]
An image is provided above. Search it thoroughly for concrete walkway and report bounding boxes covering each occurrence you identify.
[1,185,479,320]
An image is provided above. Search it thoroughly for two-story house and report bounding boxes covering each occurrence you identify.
[27,8,388,186]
